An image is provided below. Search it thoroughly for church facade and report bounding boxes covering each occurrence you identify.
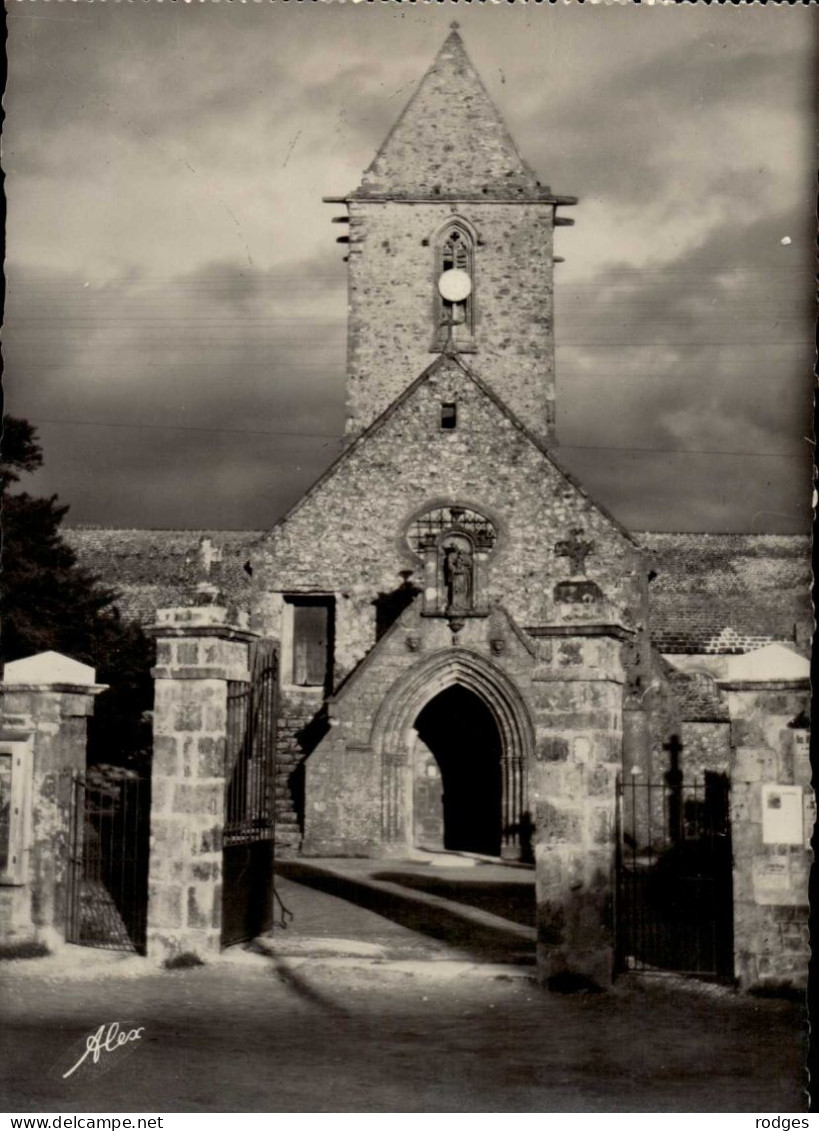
[250,26,650,983]
[5,25,806,990]
[239,26,811,988]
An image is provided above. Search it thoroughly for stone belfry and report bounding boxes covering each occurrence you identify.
[325,24,576,445]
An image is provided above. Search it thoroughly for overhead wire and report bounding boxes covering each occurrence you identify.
[29,417,809,459]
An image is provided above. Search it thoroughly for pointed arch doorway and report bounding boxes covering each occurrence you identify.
[373,648,534,861]
[413,685,503,857]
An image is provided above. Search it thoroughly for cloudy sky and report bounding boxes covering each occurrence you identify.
[4,2,815,533]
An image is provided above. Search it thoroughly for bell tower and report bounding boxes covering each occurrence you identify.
[325,24,576,445]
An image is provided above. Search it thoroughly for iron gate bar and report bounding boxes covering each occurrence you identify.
[65,768,150,955]
[615,771,733,981]
[222,639,279,947]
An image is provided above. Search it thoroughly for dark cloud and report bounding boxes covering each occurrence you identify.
[3,254,348,527]
[517,15,814,207]
[558,445,811,535]
[553,206,813,530]
[4,4,814,532]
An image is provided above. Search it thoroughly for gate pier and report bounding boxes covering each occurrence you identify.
[0,652,107,951]
[147,605,258,963]
[529,617,631,988]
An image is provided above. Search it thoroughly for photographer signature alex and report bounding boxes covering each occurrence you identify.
[63,1023,145,1079]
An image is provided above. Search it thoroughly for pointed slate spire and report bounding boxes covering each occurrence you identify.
[356,26,548,200]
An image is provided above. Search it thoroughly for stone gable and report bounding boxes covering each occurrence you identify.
[252,353,639,683]
[300,597,541,856]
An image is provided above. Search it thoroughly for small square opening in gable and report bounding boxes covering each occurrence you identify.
[441,402,457,430]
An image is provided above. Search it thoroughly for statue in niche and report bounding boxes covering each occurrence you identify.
[443,539,473,612]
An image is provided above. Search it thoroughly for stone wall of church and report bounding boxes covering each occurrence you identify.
[253,360,640,669]
[295,593,630,986]
[679,722,732,776]
[252,361,640,857]
[344,202,555,442]
[299,606,541,857]
[273,697,323,852]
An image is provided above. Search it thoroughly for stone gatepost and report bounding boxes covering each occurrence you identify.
[0,652,107,950]
[716,645,812,992]
[147,605,257,962]
[529,606,632,988]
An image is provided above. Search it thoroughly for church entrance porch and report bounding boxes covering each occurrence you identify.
[372,648,534,863]
[412,685,502,857]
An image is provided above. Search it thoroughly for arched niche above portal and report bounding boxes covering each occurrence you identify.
[405,504,498,624]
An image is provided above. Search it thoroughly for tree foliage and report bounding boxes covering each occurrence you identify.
[1,416,153,766]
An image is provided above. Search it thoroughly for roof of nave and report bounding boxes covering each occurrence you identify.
[635,531,812,654]
[64,527,260,626]
[64,527,811,658]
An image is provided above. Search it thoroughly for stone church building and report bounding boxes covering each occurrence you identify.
[4,27,810,990]
[254,28,635,901]
[241,27,810,984]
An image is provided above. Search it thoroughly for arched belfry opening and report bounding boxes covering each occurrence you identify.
[413,685,502,857]
[372,648,533,861]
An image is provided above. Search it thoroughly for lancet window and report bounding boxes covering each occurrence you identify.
[434,225,475,347]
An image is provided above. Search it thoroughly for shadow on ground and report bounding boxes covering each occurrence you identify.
[372,872,536,928]
[274,860,535,965]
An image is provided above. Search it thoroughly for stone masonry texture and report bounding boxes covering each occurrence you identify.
[63,528,811,658]
[147,610,255,962]
[0,683,99,949]
[253,356,640,680]
[345,200,557,443]
[251,346,638,984]
[337,32,575,444]
[725,685,811,991]
[356,29,547,200]
[71,26,813,990]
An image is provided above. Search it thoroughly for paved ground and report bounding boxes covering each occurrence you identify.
[272,857,536,964]
[0,863,810,1113]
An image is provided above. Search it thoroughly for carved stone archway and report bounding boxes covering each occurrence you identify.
[370,648,535,859]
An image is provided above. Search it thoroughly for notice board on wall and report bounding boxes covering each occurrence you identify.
[761,784,803,846]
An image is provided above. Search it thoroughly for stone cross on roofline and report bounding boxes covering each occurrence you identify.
[555,527,595,578]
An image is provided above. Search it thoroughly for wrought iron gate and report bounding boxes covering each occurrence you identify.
[66,767,150,953]
[615,771,734,981]
[222,639,278,947]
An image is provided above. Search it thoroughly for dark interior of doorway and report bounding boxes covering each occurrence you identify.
[414,685,502,857]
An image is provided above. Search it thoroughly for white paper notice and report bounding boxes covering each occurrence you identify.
[761,783,803,845]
